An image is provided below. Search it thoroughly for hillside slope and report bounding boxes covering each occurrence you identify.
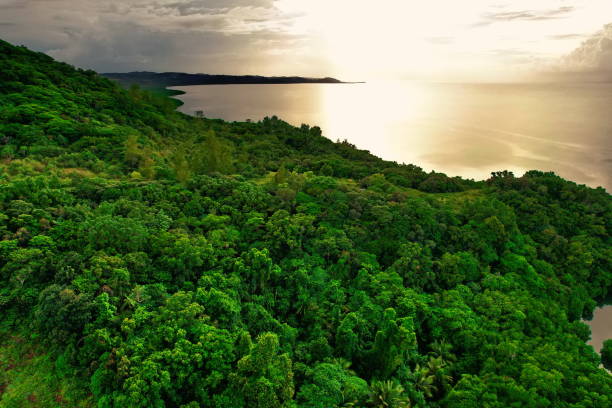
[1,39,611,407]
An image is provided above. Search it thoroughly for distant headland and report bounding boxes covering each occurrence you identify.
[103,71,356,88]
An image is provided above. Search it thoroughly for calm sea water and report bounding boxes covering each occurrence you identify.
[171,81,612,191]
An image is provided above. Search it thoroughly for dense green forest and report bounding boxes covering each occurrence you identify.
[0,39,611,407]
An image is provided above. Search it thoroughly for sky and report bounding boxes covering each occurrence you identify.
[0,0,611,81]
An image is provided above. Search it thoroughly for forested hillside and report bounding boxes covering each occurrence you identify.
[0,39,611,407]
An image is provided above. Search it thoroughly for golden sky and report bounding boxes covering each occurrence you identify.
[276,0,612,80]
[0,0,610,80]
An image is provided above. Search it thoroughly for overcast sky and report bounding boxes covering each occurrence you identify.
[0,0,610,80]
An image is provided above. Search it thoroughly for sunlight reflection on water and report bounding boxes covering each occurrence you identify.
[171,81,612,190]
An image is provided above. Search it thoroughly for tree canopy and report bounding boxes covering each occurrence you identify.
[0,39,611,407]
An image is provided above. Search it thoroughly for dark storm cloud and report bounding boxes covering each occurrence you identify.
[0,0,326,75]
[473,6,575,27]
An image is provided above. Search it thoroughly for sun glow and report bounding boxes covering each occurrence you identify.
[276,0,612,81]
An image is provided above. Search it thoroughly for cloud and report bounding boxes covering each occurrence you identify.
[161,0,275,16]
[0,0,328,75]
[558,23,612,71]
[485,48,545,67]
[548,33,588,40]
[473,6,575,27]
[1,1,609,81]
[0,1,26,10]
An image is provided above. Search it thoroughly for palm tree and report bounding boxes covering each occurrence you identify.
[412,363,437,399]
[429,339,456,364]
[365,380,411,408]
[410,355,454,401]
[427,356,453,392]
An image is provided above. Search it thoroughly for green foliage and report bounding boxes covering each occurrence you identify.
[0,331,92,407]
[230,332,295,408]
[0,38,611,408]
[364,380,411,408]
[34,285,94,344]
[297,361,369,407]
[602,339,612,370]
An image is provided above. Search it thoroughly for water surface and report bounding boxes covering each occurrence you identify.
[588,305,612,354]
[171,81,612,190]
